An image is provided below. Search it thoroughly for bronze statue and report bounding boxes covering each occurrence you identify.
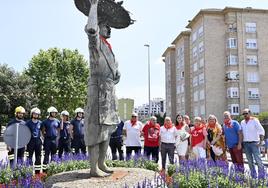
[74,0,133,177]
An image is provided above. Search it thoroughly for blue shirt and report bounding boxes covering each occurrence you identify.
[110,121,124,142]
[7,119,26,127]
[70,118,84,137]
[223,120,241,148]
[41,118,60,138]
[59,121,70,139]
[26,119,42,138]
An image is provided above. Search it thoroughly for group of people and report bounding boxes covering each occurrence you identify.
[6,106,86,173]
[5,106,266,177]
[110,109,265,177]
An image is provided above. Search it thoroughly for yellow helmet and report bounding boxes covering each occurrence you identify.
[15,106,26,114]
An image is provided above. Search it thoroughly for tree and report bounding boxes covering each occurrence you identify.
[25,48,89,117]
[0,64,35,128]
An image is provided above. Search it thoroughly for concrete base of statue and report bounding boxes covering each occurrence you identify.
[45,167,156,188]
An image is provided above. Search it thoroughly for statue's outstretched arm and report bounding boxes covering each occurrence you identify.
[85,0,99,34]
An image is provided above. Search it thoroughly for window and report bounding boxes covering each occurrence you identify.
[248,88,259,99]
[193,46,198,58]
[181,84,185,93]
[193,76,198,87]
[248,105,260,115]
[176,85,181,94]
[199,89,205,100]
[246,39,257,49]
[192,32,197,42]
[227,38,237,48]
[194,91,198,102]
[227,87,239,98]
[228,104,239,115]
[246,55,258,65]
[199,73,204,84]
[228,23,237,32]
[226,71,239,80]
[193,63,198,72]
[181,96,185,103]
[199,58,204,68]
[199,41,204,53]
[198,26,204,37]
[247,72,259,83]
[245,22,256,33]
[227,55,238,65]
[200,105,205,115]
[181,71,185,79]
[194,106,199,116]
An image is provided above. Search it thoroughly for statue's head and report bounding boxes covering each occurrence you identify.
[99,20,111,39]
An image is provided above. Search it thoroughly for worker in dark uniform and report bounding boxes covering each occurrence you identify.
[7,106,26,167]
[109,120,124,160]
[58,110,71,159]
[70,107,86,155]
[26,107,42,174]
[41,106,60,172]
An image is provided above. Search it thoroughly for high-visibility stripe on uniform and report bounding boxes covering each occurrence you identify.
[25,151,29,157]
[42,164,47,170]
[34,165,42,171]
[41,150,45,156]
[8,154,14,160]
[72,148,75,153]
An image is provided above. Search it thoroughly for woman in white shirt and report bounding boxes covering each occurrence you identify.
[160,117,176,171]
[175,114,190,161]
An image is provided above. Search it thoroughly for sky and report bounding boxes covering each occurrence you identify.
[1,0,268,107]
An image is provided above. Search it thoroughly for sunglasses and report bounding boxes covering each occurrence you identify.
[242,113,249,115]
[132,116,137,118]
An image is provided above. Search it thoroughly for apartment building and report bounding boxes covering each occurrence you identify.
[162,46,177,120]
[118,98,134,121]
[163,7,268,120]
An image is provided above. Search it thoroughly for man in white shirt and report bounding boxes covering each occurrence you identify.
[123,112,143,160]
[241,108,265,177]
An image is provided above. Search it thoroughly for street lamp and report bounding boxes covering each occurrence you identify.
[144,44,151,116]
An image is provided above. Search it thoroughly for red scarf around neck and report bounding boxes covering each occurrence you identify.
[164,121,173,129]
[100,35,112,50]
[131,120,137,126]
[175,122,184,130]
[224,119,232,128]
[208,123,216,129]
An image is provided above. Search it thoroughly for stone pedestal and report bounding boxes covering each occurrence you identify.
[45,167,156,188]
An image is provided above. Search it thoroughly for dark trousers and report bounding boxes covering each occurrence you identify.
[144,146,159,163]
[43,138,57,171]
[8,147,25,167]
[126,146,141,160]
[27,138,42,173]
[229,145,244,170]
[72,136,86,155]
[58,137,71,158]
[160,142,175,170]
[109,139,123,160]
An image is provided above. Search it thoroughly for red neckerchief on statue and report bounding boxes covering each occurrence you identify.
[131,119,137,127]
[224,119,232,128]
[100,35,112,50]
[164,121,173,130]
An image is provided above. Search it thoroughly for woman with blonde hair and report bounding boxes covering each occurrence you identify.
[206,114,227,161]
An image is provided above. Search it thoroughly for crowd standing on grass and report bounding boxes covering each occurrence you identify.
[3,106,267,177]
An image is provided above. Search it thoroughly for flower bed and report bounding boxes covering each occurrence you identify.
[0,155,267,188]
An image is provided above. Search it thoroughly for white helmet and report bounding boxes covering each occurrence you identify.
[75,107,84,114]
[61,110,69,116]
[30,107,41,115]
[47,106,58,113]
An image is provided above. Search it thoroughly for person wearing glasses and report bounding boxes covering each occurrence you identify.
[222,111,244,171]
[123,112,143,160]
[241,108,265,177]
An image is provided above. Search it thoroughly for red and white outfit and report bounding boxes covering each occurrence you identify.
[190,124,207,159]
